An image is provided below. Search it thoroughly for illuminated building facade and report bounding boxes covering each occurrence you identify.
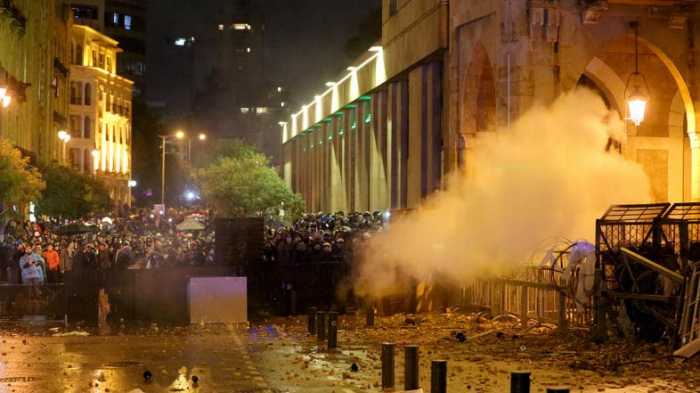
[283,0,700,211]
[0,0,72,165]
[69,24,133,208]
[71,0,147,98]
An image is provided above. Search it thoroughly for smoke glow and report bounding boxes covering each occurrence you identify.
[357,89,652,297]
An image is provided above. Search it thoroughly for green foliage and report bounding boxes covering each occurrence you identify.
[0,138,45,218]
[192,138,262,169]
[36,163,114,219]
[195,141,303,219]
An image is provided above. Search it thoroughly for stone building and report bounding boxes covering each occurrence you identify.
[282,0,700,212]
[0,0,72,165]
[69,24,133,208]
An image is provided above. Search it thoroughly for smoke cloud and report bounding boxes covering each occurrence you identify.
[356,89,652,297]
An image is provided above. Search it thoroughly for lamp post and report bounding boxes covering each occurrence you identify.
[188,133,207,163]
[58,130,71,163]
[159,131,184,206]
[625,21,649,127]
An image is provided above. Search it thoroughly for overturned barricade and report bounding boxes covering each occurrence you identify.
[594,202,700,356]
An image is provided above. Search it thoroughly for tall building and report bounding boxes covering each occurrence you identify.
[191,0,288,161]
[69,24,133,208]
[104,0,147,98]
[71,0,147,98]
[0,0,72,166]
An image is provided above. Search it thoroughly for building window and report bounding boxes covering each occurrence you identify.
[218,24,224,31]
[84,116,91,139]
[277,86,282,92]
[240,108,250,114]
[70,82,83,105]
[256,107,268,114]
[281,102,286,107]
[70,115,81,134]
[113,13,119,25]
[84,83,92,105]
[76,45,83,65]
[124,15,132,30]
[83,149,91,172]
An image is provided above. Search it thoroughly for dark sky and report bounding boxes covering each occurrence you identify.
[147,0,381,111]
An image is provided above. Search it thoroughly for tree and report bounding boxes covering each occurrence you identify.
[192,138,260,169]
[0,138,45,237]
[195,141,303,219]
[36,163,113,219]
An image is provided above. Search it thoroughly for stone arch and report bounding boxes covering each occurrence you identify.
[577,32,697,202]
[461,42,497,135]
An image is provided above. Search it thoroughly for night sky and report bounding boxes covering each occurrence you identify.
[147,0,381,112]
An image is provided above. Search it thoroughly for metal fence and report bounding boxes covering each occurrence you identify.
[464,267,594,328]
[0,284,66,322]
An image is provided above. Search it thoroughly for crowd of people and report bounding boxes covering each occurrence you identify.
[262,211,386,264]
[0,208,215,285]
[0,209,388,285]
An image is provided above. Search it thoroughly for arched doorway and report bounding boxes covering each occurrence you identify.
[579,34,695,203]
[459,43,497,172]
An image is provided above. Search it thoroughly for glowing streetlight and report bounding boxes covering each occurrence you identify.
[58,130,71,163]
[625,21,649,127]
[128,180,137,187]
[188,132,207,163]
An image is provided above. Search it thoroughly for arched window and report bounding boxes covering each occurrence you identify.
[84,116,91,139]
[84,83,92,105]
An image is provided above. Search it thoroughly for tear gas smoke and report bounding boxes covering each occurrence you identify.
[356,89,652,297]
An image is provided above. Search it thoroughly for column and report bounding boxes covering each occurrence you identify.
[330,113,347,212]
[388,80,409,210]
[370,89,389,211]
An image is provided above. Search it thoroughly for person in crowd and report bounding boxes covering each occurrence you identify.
[31,244,46,284]
[19,245,41,285]
[43,243,60,283]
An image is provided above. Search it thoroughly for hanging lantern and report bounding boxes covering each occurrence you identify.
[624,21,649,127]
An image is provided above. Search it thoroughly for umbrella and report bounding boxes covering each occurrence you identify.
[54,223,99,236]
[176,217,206,231]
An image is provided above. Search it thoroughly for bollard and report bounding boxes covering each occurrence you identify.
[308,307,317,334]
[328,311,338,349]
[290,290,298,316]
[366,306,375,327]
[381,343,394,389]
[404,345,419,391]
[546,388,569,393]
[430,360,447,393]
[316,311,327,341]
[511,371,531,393]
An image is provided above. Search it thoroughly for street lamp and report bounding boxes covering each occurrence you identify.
[624,21,649,127]
[58,130,70,162]
[159,132,184,206]
[188,132,207,163]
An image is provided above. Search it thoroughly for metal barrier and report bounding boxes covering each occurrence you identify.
[245,261,352,314]
[464,267,594,328]
[0,284,66,322]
